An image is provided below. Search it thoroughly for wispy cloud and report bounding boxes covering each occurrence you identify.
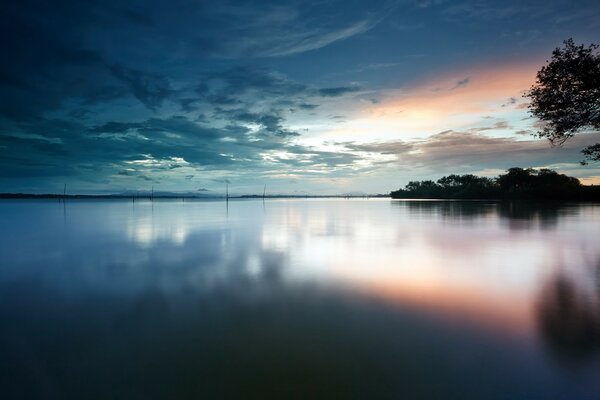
[344,131,600,172]
[196,1,394,57]
[108,64,172,110]
[318,86,362,97]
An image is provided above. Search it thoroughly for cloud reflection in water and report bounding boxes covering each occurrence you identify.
[0,199,599,399]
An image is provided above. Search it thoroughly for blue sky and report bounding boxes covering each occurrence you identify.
[1,0,599,194]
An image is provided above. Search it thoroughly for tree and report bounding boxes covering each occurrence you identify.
[390,168,591,200]
[525,39,600,164]
[497,167,535,193]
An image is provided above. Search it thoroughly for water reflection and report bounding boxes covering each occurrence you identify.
[1,199,599,399]
[397,199,497,219]
[394,200,579,230]
[496,201,577,230]
[537,273,600,363]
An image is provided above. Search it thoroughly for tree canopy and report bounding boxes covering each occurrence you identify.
[390,168,598,200]
[525,39,600,163]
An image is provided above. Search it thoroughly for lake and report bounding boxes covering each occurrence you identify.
[1,199,599,399]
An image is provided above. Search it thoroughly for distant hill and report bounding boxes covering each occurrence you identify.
[116,190,220,198]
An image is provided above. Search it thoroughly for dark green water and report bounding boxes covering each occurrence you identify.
[1,199,599,399]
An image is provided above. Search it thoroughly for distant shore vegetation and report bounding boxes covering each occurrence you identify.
[390,168,600,201]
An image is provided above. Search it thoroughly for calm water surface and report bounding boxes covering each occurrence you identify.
[1,199,599,399]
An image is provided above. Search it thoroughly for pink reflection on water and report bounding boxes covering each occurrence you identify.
[259,200,600,340]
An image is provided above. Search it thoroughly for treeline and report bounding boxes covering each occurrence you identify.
[390,168,600,200]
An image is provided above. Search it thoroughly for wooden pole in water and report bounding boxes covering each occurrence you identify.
[226,183,229,202]
[151,186,154,202]
[263,184,266,200]
[63,183,66,202]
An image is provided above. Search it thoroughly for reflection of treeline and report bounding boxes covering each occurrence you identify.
[396,200,575,230]
[537,274,600,364]
[398,200,497,218]
[391,168,600,200]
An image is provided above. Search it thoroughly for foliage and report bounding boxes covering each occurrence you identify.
[525,38,600,163]
[582,143,600,162]
[390,168,598,200]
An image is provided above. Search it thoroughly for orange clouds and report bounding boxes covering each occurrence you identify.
[314,59,544,143]
[371,60,541,122]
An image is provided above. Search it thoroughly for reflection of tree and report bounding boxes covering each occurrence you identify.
[395,200,495,219]
[496,201,574,230]
[396,200,576,228]
[536,274,600,364]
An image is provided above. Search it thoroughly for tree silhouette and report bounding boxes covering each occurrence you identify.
[497,167,535,193]
[390,168,599,200]
[525,39,600,163]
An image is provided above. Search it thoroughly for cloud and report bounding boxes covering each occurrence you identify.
[492,121,511,129]
[0,1,381,123]
[0,108,371,192]
[215,3,391,57]
[351,60,541,141]
[108,64,172,110]
[268,17,378,56]
[443,2,535,21]
[178,98,200,112]
[169,67,363,145]
[89,121,141,134]
[2,0,599,193]
[501,97,517,107]
[297,103,319,110]
[228,110,299,138]
[453,77,470,89]
[198,67,307,102]
[515,129,533,136]
[468,121,512,132]
[354,62,401,72]
[515,102,529,110]
[318,86,362,97]
[344,131,600,172]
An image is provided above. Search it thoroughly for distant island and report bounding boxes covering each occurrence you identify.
[390,168,600,201]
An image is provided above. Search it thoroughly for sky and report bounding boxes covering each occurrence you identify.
[1,0,599,195]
